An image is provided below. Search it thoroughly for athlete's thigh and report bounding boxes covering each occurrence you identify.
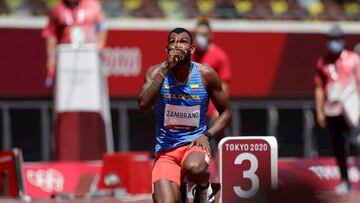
[151,147,187,202]
[152,150,183,186]
[153,179,180,203]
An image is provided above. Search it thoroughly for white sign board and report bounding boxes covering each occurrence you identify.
[55,44,102,112]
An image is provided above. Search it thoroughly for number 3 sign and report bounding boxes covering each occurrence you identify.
[219,136,278,203]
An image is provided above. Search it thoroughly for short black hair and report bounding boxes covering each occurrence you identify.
[168,27,193,44]
[196,17,211,31]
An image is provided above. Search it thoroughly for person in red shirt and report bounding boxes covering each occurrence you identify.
[42,0,108,160]
[193,18,231,122]
[192,18,231,183]
[314,24,360,194]
[43,0,107,86]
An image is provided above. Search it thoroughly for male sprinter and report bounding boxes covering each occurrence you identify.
[138,28,232,203]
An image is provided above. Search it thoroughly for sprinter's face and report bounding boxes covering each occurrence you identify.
[167,32,194,64]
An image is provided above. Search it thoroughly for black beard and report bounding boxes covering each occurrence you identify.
[177,51,191,64]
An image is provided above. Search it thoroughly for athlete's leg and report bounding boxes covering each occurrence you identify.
[153,179,180,203]
[152,147,186,203]
[181,147,210,186]
[181,147,215,202]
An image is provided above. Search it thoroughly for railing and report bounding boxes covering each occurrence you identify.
[0,99,318,161]
[231,100,317,157]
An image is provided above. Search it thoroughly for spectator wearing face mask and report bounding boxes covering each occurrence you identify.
[192,17,231,182]
[193,18,231,122]
[314,24,360,194]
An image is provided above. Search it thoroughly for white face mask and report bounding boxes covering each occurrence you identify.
[327,40,344,54]
[195,34,208,50]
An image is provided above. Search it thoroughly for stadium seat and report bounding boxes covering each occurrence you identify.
[343,0,360,20]
[197,0,216,16]
[6,0,28,16]
[211,0,238,19]
[321,0,346,21]
[46,0,58,9]
[306,0,325,20]
[251,0,273,19]
[28,0,49,16]
[131,0,165,18]
[286,0,308,20]
[158,0,186,19]
[271,0,289,19]
[123,0,142,11]
[234,0,254,19]
[182,0,201,18]
[0,0,10,15]
[101,0,129,18]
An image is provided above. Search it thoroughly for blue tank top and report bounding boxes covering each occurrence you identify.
[154,62,209,153]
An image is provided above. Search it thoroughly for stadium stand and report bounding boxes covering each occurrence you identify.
[234,0,254,18]
[158,0,186,19]
[28,0,49,16]
[100,0,128,18]
[0,0,358,21]
[130,0,165,18]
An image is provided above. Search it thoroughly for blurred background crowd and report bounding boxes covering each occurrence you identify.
[1,0,360,21]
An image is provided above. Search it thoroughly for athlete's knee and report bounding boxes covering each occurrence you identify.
[182,160,207,176]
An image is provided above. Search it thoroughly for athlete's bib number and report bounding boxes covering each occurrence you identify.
[164,104,200,130]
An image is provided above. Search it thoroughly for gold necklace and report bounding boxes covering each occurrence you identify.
[171,67,191,85]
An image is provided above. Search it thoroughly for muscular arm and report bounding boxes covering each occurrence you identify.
[46,36,57,71]
[138,64,169,111]
[315,84,326,128]
[201,65,232,137]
